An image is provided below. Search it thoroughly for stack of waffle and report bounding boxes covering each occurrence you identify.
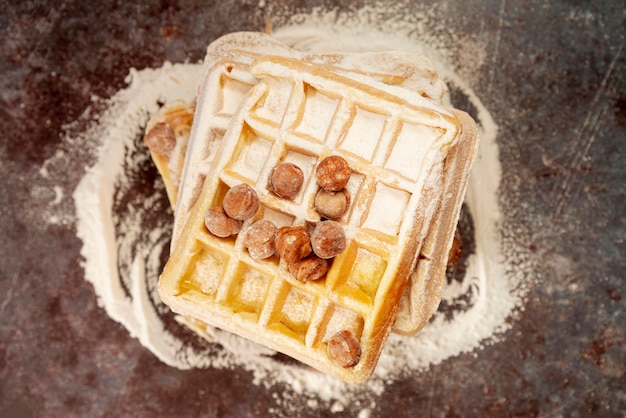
[144,32,478,383]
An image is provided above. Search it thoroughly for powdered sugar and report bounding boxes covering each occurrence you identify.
[41,6,531,416]
[72,63,216,369]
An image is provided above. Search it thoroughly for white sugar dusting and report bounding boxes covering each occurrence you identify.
[38,4,531,416]
[72,62,216,369]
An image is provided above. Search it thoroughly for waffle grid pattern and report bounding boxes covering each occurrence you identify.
[160,56,459,381]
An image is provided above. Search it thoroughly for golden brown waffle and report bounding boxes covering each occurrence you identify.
[158,55,465,382]
[143,100,195,207]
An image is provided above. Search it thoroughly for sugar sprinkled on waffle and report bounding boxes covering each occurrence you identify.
[158,54,463,383]
[143,33,478,341]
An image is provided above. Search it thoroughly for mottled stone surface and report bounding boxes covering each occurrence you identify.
[1,1,624,417]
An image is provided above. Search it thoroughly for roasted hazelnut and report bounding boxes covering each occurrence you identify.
[447,229,463,267]
[274,226,312,263]
[144,122,176,156]
[269,162,304,199]
[204,206,242,237]
[327,330,361,368]
[311,221,346,259]
[223,184,260,221]
[314,188,350,219]
[316,155,351,191]
[288,256,328,282]
[244,220,278,260]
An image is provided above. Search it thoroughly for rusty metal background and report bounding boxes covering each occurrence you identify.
[1,1,624,416]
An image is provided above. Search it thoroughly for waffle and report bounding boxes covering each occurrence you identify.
[172,32,449,248]
[143,100,195,207]
[158,55,465,382]
[144,32,474,338]
[393,108,479,335]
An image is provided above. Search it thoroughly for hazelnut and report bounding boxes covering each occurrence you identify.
[144,122,176,156]
[447,229,463,267]
[327,330,361,368]
[223,184,260,221]
[316,155,351,191]
[205,206,242,237]
[311,221,346,259]
[269,162,304,199]
[288,256,328,282]
[274,226,312,263]
[314,188,350,219]
[244,220,278,260]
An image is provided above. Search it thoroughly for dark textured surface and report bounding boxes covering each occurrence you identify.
[1,1,624,417]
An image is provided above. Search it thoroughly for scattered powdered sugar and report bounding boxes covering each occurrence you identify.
[72,62,218,369]
[39,5,532,416]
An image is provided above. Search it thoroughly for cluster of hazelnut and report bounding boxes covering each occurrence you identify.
[204,155,353,284]
[204,156,361,368]
[204,183,260,238]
